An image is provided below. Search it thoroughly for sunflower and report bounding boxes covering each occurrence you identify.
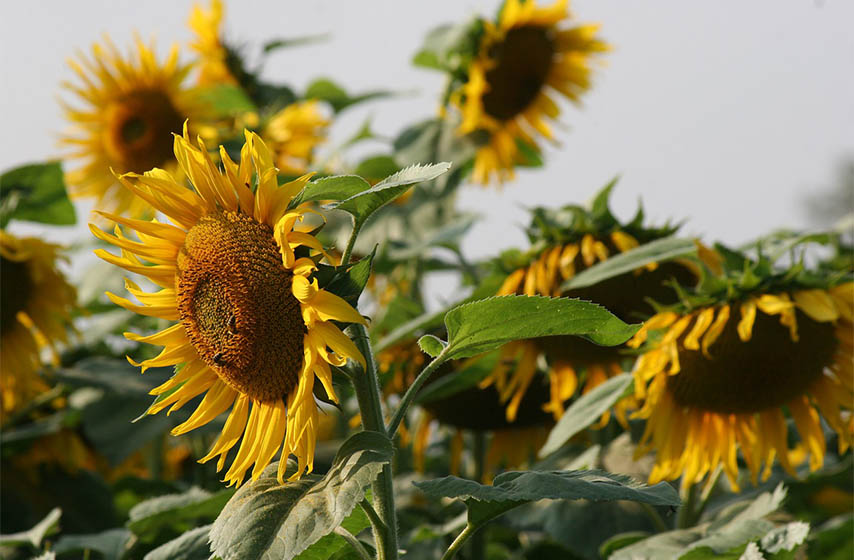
[61,36,204,217]
[91,126,366,485]
[188,0,236,87]
[482,230,701,424]
[262,101,329,175]
[629,283,853,491]
[1,232,77,418]
[453,0,608,184]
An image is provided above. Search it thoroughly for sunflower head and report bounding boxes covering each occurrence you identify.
[1,232,77,418]
[61,36,203,217]
[92,125,367,485]
[188,0,237,87]
[482,182,701,423]
[261,101,329,175]
[440,0,608,184]
[628,239,853,491]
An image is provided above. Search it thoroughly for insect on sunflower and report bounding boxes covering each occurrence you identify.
[91,126,367,485]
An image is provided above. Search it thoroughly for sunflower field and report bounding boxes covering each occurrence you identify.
[1,1,852,559]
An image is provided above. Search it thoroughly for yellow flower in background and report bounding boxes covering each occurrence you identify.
[455,0,608,184]
[1,232,77,418]
[91,126,366,485]
[482,232,699,424]
[262,101,330,175]
[629,284,853,491]
[188,0,236,87]
[61,37,203,217]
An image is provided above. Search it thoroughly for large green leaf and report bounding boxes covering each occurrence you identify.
[610,485,790,560]
[415,470,679,538]
[561,237,698,291]
[421,295,640,360]
[294,506,371,560]
[209,430,393,560]
[291,175,372,208]
[189,84,256,117]
[127,487,234,543]
[0,162,75,226]
[325,163,451,229]
[538,373,633,457]
[54,528,132,560]
[305,78,394,113]
[0,507,61,549]
[144,525,213,560]
[315,248,376,306]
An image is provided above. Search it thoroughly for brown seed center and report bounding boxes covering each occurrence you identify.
[667,309,837,414]
[482,26,555,121]
[176,211,305,402]
[1,256,31,334]
[105,89,184,173]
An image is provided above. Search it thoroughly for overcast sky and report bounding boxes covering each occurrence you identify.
[2,1,852,283]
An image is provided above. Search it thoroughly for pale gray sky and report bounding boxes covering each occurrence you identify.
[2,0,853,268]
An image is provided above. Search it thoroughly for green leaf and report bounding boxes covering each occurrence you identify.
[291,175,372,208]
[561,237,698,291]
[325,163,452,228]
[438,295,641,361]
[262,34,330,54]
[144,525,213,560]
[294,507,370,560]
[209,431,393,560]
[0,507,61,549]
[317,247,376,306]
[589,177,620,225]
[809,515,853,560]
[354,155,400,184]
[127,487,234,543]
[412,20,480,72]
[415,469,679,531]
[0,162,75,226]
[760,521,810,557]
[539,373,633,457]
[54,528,132,560]
[599,531,652,558]
[611,485,789,560]
[418,334,447,358]
[416,351,499,404]
[305,78,394,113]
[190,84,256,116]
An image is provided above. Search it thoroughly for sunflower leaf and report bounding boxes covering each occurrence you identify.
[0,507,61,549]
[127,487,234,543]
[291,175,372,208]
[414,470,679,541]
[439,295,640,360]
[305,78,394,113]
[324,162,451,229]
[538,373,633,457]
[54,528,132,560]
[189,84,256,117]
[561,236,698,292]
[209,430,393,560]
[0,162,75,227]
[143,525,212,560]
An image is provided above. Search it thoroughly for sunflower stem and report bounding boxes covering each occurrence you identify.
[469,432,487,560]
[386,347,450,439]
[339,220,362,267]
[334,526,373,560]
[676,481,700,529]
[441,524,477,560]
[640,503,669,533]
[349,324,399,560]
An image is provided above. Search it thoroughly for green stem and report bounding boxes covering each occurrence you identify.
[640,503,669,533]
[339,220,362,268]
[349,324,399,560]
[676,482,699,529]
[386,347,450,438]
[469,432,487,560]
[441,524,476,560]
[334,527,373,560]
